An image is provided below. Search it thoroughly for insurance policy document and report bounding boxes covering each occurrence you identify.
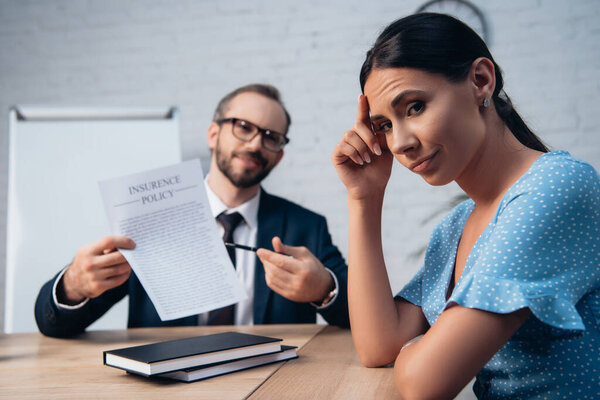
[98,159,247,321]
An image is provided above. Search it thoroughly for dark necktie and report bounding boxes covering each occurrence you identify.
[207,211,244,325]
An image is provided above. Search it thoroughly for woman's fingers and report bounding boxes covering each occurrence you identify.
[348,129,374,164]
[354,95,382,156]
[333,94,389,169]
[334,125,384,167]
[356,94,371,125]
[334,133,368,166]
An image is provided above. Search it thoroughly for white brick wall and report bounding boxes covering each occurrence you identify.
[0,0,598,356]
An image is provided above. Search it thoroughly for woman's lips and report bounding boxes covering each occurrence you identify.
[410,151,438,173]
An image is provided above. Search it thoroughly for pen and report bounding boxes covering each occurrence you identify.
[225,242,259,252]
[225,242,291,257]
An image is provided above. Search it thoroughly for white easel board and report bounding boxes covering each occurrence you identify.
[5,106,181,333]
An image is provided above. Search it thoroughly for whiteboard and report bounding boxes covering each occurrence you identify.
[5,106,181,333]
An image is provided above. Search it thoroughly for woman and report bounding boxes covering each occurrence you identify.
[332,13,600,399]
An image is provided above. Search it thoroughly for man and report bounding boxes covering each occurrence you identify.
[35,84,349,337]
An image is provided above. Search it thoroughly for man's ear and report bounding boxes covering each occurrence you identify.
[470,57,495,104]
[207,122,220,151]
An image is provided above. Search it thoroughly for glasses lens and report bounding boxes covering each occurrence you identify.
[262,131,285,152]
[232,119,256,139]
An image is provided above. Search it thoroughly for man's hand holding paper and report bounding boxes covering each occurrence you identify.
[60,236,135,305]
[97,159,247,321]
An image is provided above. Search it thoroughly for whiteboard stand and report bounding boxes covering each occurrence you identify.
[5,106,181,333]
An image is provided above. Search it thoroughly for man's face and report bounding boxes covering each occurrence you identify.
[209,92,287,188]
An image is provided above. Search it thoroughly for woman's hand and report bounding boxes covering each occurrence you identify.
[332,95,393,200]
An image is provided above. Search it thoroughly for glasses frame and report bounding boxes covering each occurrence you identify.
[217,118,289,153]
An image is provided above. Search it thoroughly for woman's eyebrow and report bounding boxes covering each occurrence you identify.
[370,114,386,123]
[370,90,425,123]
[391,89,425,108]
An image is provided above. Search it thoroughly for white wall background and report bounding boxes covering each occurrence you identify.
[0,0,598,384]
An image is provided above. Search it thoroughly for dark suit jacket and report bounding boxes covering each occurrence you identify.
[35,189,349,337]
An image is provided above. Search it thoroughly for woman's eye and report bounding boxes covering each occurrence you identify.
[374,121,392,135]
[407,101,424,116]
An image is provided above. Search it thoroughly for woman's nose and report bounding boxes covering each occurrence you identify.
[388,127,419,154]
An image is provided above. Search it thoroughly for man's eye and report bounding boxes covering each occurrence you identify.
[407,101,424,116]
[263,132,279,144]
[239,122,253,132]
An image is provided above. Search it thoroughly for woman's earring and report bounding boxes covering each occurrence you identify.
[482,98,490,108]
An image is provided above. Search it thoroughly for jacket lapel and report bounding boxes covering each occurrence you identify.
[253,189,284,324]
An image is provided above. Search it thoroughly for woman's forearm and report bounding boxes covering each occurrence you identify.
[347,195,405,366]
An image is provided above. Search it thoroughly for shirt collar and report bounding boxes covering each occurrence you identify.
[204,177,260,230]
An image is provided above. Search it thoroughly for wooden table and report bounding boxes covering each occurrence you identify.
[0,325,398,399]
[248,325,398,399]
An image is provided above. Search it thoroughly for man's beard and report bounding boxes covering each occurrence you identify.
[215,139,275,188]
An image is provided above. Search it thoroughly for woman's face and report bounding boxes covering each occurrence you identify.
[363,67,486,186]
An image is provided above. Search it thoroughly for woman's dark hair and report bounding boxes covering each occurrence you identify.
[360,13,548,152]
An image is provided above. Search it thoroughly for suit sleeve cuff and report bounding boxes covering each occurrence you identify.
[310,268,339,309]
[53,267,89,310]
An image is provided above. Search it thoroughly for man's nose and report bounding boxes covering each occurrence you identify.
[245,131,263,151]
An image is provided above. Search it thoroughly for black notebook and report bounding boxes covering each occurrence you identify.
[103,332,282,376]
[158,345,298,382]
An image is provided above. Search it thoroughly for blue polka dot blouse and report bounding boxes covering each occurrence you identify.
[399,151,600,399]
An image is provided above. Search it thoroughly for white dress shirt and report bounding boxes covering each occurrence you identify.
[201,179,259,325]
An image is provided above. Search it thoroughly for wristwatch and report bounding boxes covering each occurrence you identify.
[311,269,339,308]
[316,287,338,307]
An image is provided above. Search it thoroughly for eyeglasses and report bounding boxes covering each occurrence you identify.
[217,118,289,153]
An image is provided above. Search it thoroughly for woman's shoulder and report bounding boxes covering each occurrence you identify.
[536,150,597,174]
[496,151,600,223]
[499,151,600,213]
[516,150,600,192]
